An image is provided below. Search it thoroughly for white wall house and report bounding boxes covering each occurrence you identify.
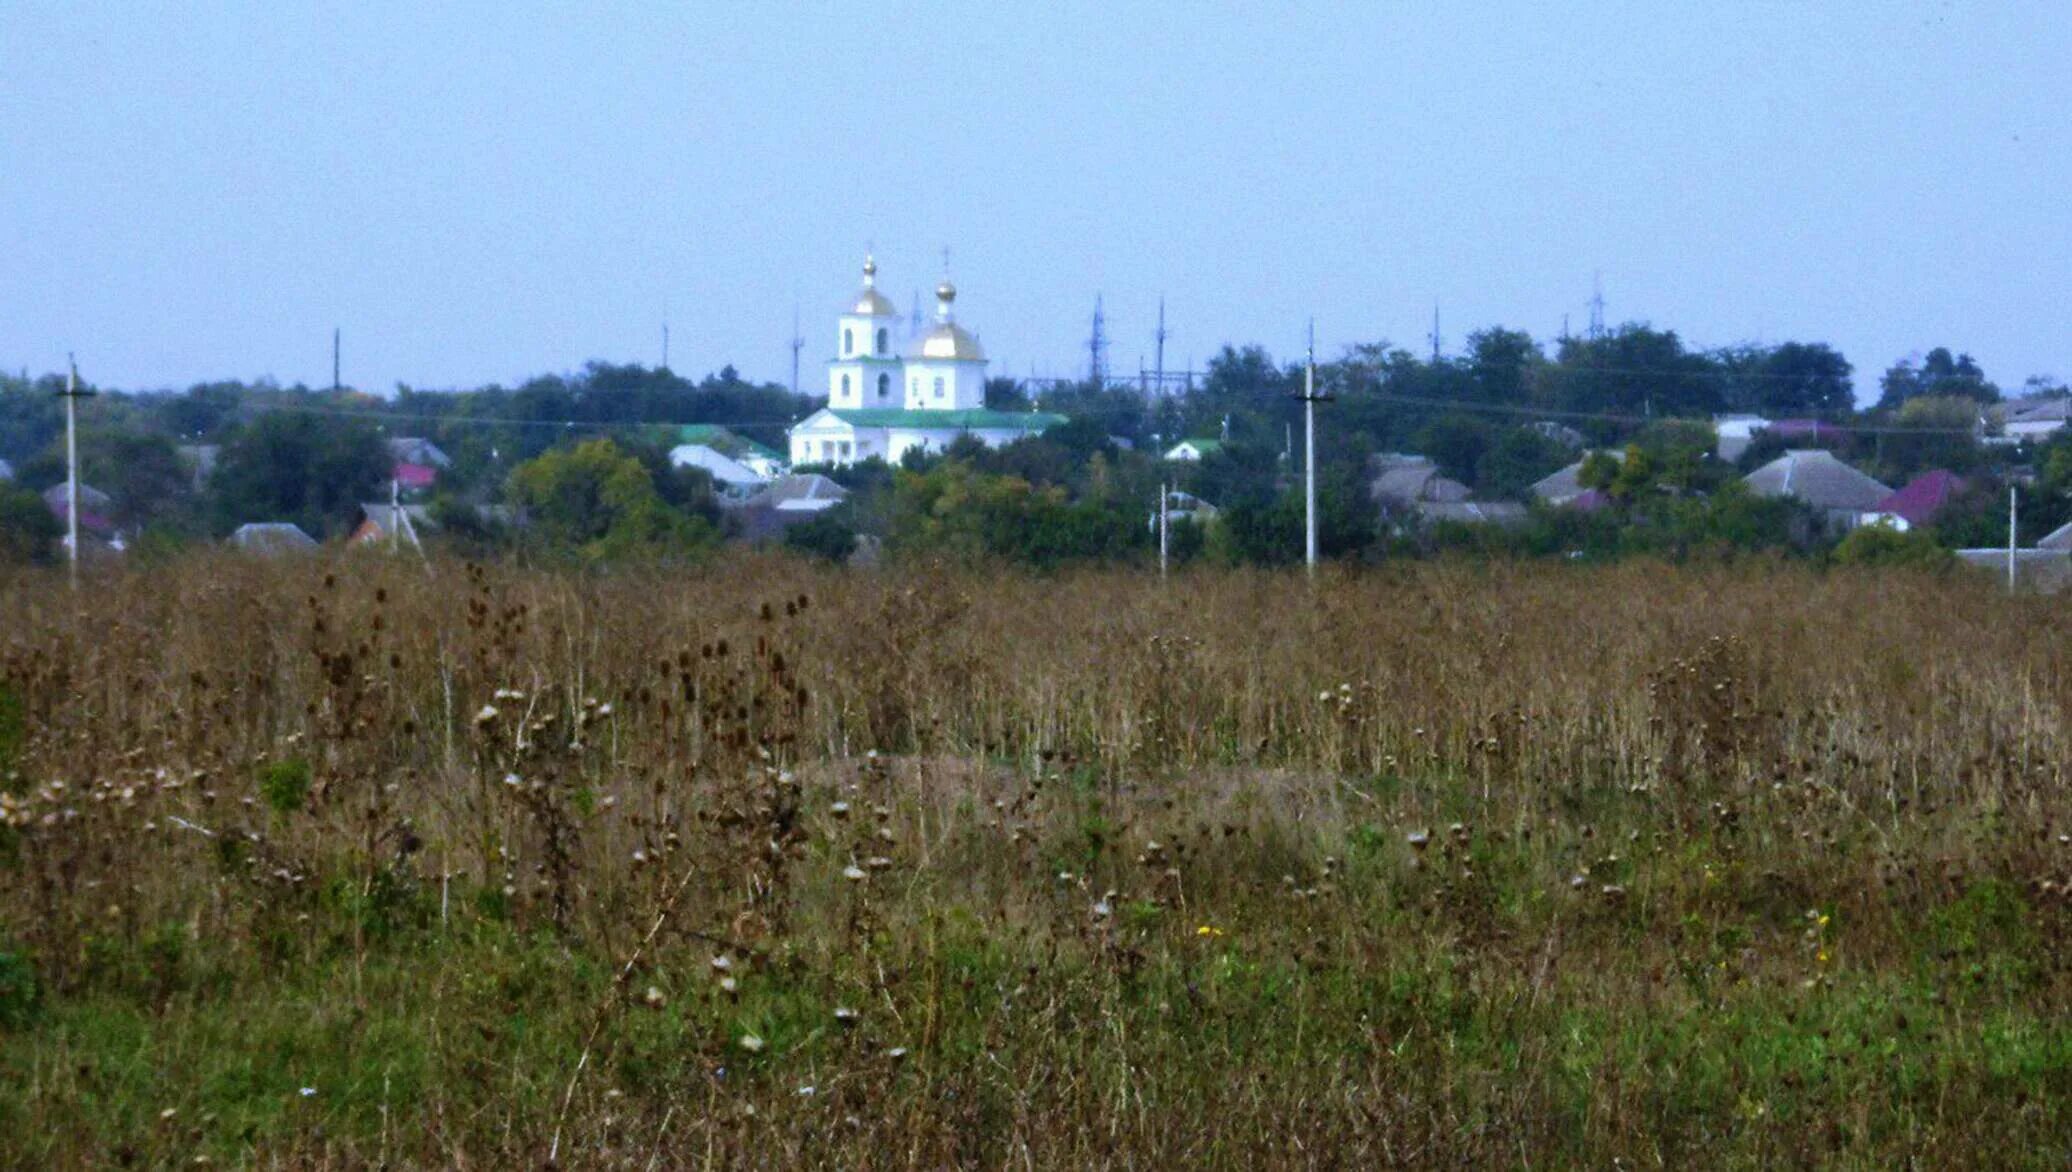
[789,256,1066,466]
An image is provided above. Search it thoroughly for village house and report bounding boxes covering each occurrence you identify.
[1869,470,1965,531]
[726,472,849,543]
[668,444,767,497]
[387,436,450,493]
[1532,451,1623,509]
[670,424,786,480]
[1997,396,2070,442]
[788,257,1064,466]
[229,522,318,555]
[1162,438,1223,462]
[1742,449,1891,532]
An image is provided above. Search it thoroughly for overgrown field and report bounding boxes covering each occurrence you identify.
[2,555,2070,1167]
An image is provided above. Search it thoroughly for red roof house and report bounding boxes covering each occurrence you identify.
[392,462,438,491]
[1875,470,1965,528]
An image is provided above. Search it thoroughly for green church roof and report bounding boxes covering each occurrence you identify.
[826,408,1067,431]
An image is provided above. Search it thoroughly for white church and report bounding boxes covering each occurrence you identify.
[788,256,1065,467]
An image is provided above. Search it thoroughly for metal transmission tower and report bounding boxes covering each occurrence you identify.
[1429,304,1442,363]
[1588,272,1607,340]
[1087,294,1109,385]
[332,328,341,391]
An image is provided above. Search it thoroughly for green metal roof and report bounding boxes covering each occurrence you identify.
[826,408,1067,431]
[675,424,781,460]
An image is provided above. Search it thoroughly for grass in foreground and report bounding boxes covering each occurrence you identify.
[1,555,2070,1166]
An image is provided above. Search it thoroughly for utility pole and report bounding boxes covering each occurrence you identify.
[1154,297,1169,397]
[1293,320,1332,576]
[1158,481,1170,579]
[56,354,96,589]
[2008,485,2018,593]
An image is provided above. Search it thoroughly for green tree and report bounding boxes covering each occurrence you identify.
[1879,348,1998,407]
[782,510,859,562]
[0,483,61,566]
[1476,426,1572,500]
[210,411,389,537]
[506,439,716,562]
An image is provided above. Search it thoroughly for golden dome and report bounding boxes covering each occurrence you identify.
[907,322,986,362]
[848,288,896,316]
[845,253,895,316]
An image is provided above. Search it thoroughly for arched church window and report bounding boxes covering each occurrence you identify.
[843,328,853,356]
[876,328,888,354]
[877,373,890,399]
[933,377,945,399]
[840,373,851,397]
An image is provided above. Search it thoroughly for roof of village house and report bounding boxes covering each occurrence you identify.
[669,444,766,488]
[229,522,318,553]
[1531,451,1624,503]
[2005,396,2072,425]
[1875,470,1965,527]
[1743,449,1891,512]
[739,473,848,512]
[2037,520,2072,551]
[0,457,13,481]
[1165,437,1224,458]
[1371,458,1470,508]
[43,481,112,510]
[386,437,452,468]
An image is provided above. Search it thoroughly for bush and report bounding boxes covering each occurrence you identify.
[1833,524,1954,570]
[258,758,312,814]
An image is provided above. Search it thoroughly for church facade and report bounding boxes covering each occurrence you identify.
[788,256,1064,467]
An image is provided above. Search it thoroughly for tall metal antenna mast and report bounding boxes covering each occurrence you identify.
[1429,304,1442,363]
[1088,294,1108,385]
[332,328,341,392]
[789,305,803,396]
[1588,272,1606,340]
[1154,296,1169,397]
[56,354,96,589]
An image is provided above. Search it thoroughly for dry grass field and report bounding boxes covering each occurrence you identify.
[1,554,2070,1167]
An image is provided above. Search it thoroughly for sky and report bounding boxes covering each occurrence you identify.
[2,3,2068,404]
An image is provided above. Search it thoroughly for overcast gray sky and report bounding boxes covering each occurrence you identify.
[3,3,2066,402]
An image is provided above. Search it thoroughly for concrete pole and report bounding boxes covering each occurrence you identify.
[64,356,80,589]
[2008,485,2018,593]
[1304,333,1318,575]
[1159,481,1170,579]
